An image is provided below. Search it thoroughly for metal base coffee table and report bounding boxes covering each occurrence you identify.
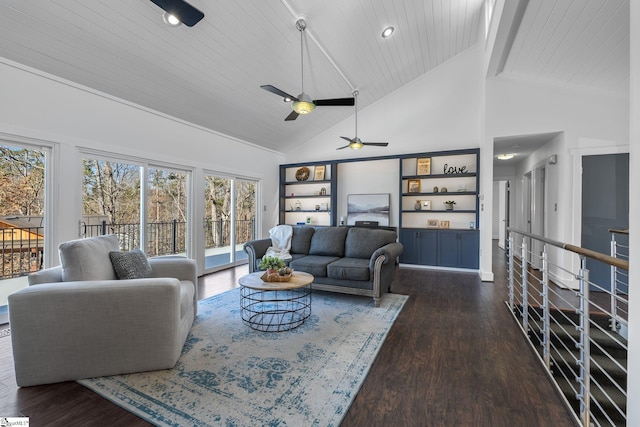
[238,271,314,332]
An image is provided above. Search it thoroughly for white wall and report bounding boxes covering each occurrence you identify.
[285,46,482,163]
[0,58,284,274]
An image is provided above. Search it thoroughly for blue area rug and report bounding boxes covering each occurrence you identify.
[78,288,407,426]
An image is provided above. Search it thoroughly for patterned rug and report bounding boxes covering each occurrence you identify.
[78,288,408,426]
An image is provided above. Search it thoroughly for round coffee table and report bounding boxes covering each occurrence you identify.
[238,271,314,332]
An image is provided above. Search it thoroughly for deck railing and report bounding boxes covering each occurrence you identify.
[1,219,255,279]
[507,228,629,427]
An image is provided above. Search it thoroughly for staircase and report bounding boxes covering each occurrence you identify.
[522,306,628,426]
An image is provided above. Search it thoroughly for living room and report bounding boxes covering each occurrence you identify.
[0,0,639,425]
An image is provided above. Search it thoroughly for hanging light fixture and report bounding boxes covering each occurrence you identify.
[291,19,316,115]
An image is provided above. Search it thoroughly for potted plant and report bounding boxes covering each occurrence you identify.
[444,200,456,211]
[259,256,285,274]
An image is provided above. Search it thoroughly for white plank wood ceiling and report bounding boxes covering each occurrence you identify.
[0,0,629,152]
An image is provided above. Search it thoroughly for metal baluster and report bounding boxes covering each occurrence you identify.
[610,234,618,332]
[541,244,550,370]
[577,256,591,426]
[508,233,514,311]
[521,239,528,333]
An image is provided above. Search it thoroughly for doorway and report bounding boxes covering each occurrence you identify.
[581,153,629,292]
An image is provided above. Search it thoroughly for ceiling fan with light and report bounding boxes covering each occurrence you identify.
[261,18,355,121]
[149,0,204,27]
[337,90,389,150]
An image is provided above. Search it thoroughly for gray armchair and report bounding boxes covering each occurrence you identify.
[8,235,198,387]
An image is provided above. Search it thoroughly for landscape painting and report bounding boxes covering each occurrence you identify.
[347,193,390,226]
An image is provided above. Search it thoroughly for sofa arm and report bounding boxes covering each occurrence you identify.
[369,242,404,269]
[243,238,272,273]
[8,278,185,386]
[28,265,63,285]
[149,257,196,283]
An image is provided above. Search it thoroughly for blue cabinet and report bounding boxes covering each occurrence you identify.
[437,230,479,269]
[402,228,479,269]
[400,229,437,265]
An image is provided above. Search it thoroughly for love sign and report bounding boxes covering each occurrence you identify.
[443,164,467,174]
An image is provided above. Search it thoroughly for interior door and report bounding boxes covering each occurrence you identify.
[581,154,629,292]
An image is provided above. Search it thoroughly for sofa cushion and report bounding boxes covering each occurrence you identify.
[59,235,120,282]
[327,258,371,281]
[291,226,315,254]
[289,255,340,278]
[308,227,349,257]
[109,249,153,280]
[345,228,397,259]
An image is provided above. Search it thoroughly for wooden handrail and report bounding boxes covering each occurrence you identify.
[608,228,629,235]
[507,227,629,271]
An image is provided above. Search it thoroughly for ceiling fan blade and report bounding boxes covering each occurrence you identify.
[336,144,351,150]
[150,0,204,27]
[362,142,389,147]
[284,111,299,121]
[340,136,353,142]
[313,97,355,106]
[261,85,298,101]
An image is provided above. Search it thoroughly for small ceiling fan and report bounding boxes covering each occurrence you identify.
[337,90,389,150]
[149,0,204,27]
[261,18,355,121]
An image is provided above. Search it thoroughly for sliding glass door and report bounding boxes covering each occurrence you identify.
[0,143,48,324]
[203,174,256,272]
[82,155,191,257]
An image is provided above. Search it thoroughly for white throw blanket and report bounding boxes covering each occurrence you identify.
[265,224,293,261]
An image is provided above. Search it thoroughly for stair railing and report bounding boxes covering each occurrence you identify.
[506,228,629,427]
[609,229,629,335]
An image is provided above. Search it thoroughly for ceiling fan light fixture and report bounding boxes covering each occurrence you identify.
[292,101,316,114]
[162,11,182,27]
[350,140,364,149]
[497,153,515,160]
[292,93,315,114]
[381,26,395,38]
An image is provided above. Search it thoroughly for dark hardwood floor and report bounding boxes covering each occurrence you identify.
[0,245,577,426]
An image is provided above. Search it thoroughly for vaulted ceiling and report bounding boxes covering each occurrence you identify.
[0,0,629,154]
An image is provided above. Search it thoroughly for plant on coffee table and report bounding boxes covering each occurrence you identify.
[259,256,285,274]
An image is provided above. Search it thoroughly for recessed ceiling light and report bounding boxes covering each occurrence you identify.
[381,26,395,38]
[497,153,515,160]
[162,11,182,27]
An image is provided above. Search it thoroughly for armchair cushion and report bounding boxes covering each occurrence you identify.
[109,249,153,280]
[58,234,119,281]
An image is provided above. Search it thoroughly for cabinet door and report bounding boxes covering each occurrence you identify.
[458,230,479,269]
[400,229,419,264]
[437,230,459,267]
[437,230,479,268]
[417,229,438,265]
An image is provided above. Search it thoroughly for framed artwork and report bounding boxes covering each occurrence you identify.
[408,179,421,193]
[439,220,450,229]
[426,219,439,228]
[417,157,431,175]
[314,165,326,181]
[347,193,390,226]
[422,200,431,210]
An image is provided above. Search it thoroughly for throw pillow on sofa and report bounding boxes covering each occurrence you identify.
[109,249,153,280]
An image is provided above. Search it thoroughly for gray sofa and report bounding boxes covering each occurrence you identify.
[243,226,403,306]
[8,235,197,387]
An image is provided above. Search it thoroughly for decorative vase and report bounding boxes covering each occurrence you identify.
[445,204,454,211]
[414,201,422,211]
